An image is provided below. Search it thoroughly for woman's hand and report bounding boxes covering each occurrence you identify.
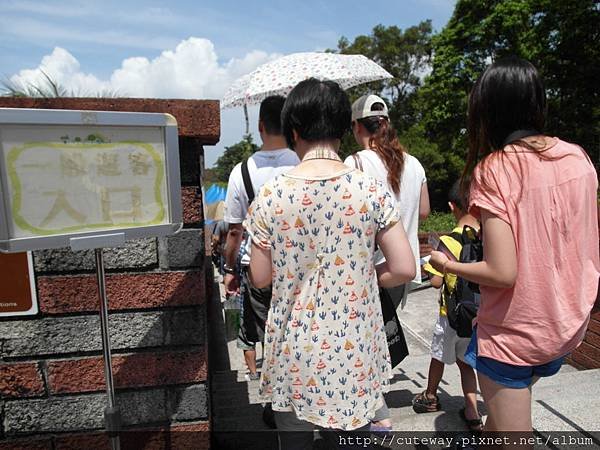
[429,250,449,274]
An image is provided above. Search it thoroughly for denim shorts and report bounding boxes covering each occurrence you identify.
[463,327,564,389]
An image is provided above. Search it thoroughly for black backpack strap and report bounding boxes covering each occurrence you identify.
[449,230,463,245]
[240,158,255,204]
[502,129,540,147]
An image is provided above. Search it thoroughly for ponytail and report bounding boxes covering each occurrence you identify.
[359,116,405,194]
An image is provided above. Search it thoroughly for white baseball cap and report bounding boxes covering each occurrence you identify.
[351,94,389,121]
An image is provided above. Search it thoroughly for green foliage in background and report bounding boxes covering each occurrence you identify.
[333,1,600,208]
[419,211,455,233]
[213,135,259,183]
[336,21,434,135]
[331,22,459,207]
[399,123,463,209]
[419,0,600,174]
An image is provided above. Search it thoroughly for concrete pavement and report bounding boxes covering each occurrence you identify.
[209,275,600,448]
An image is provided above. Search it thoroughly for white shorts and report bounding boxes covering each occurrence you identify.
[430,315,470,365]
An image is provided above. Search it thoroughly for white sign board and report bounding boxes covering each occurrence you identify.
[0,108,182,252]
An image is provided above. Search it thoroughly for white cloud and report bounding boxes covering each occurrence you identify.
[7,38,282,167]
[8,37,280,100]
[8,47,109,95]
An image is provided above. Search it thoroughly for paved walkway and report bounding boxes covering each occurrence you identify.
[209,274,600,449]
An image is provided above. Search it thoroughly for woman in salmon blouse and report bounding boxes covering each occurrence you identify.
[430,57,599,436]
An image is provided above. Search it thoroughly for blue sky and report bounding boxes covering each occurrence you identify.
[0,0,456,166]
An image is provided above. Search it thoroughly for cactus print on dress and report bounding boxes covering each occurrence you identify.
[244,167,400,430]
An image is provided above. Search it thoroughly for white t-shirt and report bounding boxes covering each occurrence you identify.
[344,149,426,284]
[224,148,299,265]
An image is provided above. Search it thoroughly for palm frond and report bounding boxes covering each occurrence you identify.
[1,70,123,98]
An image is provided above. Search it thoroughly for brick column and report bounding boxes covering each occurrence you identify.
[0,98,219,449]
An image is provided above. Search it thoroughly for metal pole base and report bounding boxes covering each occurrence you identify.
[105,405,122,450]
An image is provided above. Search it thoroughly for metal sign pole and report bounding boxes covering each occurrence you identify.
[95,248,121,450]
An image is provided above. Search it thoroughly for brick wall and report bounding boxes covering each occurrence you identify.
[0,98,219,449]
[568,204,600,370]
[568,311,600,369]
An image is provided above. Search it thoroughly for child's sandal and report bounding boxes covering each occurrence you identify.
[411,391,441,413]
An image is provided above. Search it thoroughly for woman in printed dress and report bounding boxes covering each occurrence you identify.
[245,78,416,450]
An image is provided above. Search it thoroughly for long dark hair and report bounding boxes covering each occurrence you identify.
[461,56,548,196]
[358,103,406,194]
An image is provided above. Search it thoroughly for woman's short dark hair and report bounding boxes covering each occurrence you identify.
[281,78,351,149]
[259,95,286,135]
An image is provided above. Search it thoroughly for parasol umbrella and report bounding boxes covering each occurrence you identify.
[221,52,393,133]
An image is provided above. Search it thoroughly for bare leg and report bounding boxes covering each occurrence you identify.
[371,401,392,429]
[478,372,533,449]
[457,359,479,421]
[426,358,445,398]
[244,348,257,374]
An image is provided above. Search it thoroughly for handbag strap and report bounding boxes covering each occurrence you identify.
[240,158,255,204]
[352,153,364,171]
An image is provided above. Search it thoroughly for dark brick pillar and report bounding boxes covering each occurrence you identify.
[0,98,219,449]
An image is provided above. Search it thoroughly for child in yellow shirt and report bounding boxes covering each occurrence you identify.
[412,181,482,432]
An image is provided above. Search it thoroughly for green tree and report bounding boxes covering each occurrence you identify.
[399,123,460,209]
[532,0,600,162]
[333,23,445,205]
[419,0,600,170]
[213,135,258,183]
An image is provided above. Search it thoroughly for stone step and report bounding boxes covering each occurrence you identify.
[212,391,263,405]
[212,402,268,420]
[211,375,256,387]
[213,419,275,433]
[385,379,600,434]
[533,394,600,433]
[533,367,600,391]
[388,402,477,432]
[212,431,278,450]
[533,381,600,412]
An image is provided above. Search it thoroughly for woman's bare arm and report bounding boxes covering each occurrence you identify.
[248,243,272,288]
[419,182,431,222]
[376,221,417,287]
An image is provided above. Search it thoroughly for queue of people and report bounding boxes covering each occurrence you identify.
[215,56,600,450]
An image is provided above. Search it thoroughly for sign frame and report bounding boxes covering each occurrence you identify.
[0,108,182,253]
